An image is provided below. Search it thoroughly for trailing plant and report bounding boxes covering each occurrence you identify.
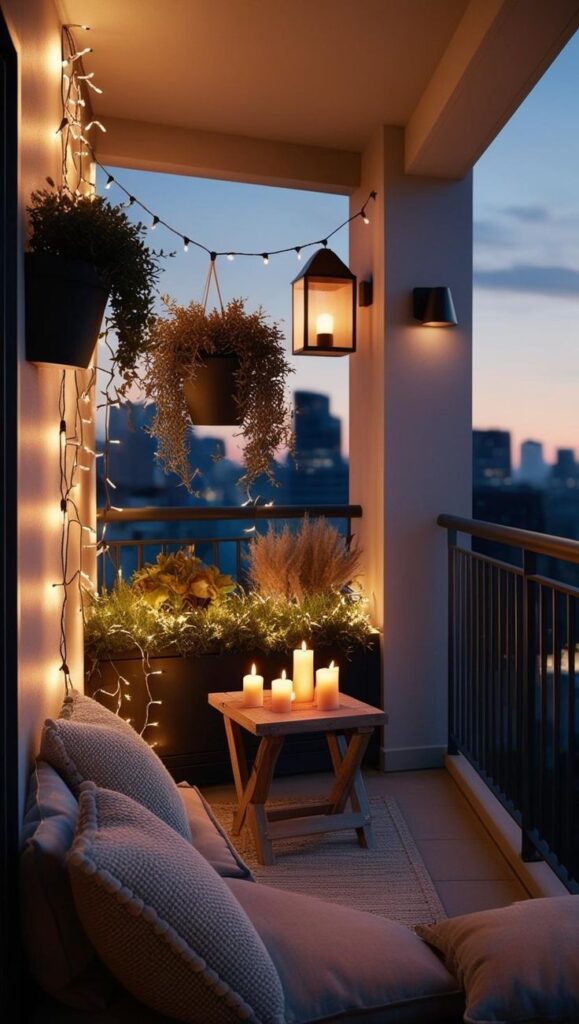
[27,185,163,382]
[132,549,236,610]
[84,584,374,660]
[247,517,362,600]
[144,296,294,490]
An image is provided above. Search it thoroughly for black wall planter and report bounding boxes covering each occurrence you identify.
[25,253,109,369]
[86,637,382,786]
[183,353,241,426]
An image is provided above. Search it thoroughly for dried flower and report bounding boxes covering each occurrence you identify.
[247,517,363,600]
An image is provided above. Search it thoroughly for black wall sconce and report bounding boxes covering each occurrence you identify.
[413,287,458,327]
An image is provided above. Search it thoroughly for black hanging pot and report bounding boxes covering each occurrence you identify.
[183,352,242,426]
[25,253,110,369]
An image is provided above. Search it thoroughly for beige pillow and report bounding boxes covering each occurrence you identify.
[68,783,285,1024]
[41,718,191,842]
[417,896,579,1024]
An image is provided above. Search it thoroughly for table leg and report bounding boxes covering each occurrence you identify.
[327,729,375,849]
[232,735,284,865]
[223,717,249,804]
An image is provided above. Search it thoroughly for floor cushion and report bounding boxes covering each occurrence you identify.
[417,896,579,1024]
[227,878,464,1024]
[178,782,254,880]
[20,761,116,1010]
[68,783,285,1024]
[40,717,191,842]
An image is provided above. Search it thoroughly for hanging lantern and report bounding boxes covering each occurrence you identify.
[292,248,356,356]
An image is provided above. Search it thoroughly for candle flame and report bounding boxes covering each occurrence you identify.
[281,669,286,679]
[251,663,256,675]
[301,640,307,651]
[329,660,335,669]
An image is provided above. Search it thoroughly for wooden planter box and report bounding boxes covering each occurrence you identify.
[85,636,382,785]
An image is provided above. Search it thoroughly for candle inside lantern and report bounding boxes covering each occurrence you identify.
[243,663,264,707]
[316,661,340,711]
[293,640,314,702]
[271,669,293,713]
[316,312,334,349]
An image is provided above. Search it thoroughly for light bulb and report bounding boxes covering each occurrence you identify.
[105,175,114,189]
[183,237,190,252]
[316,313,334,335]
[150,215,159,230]
[295,247,302,260]
[362,209,370,225]
[262,253,269,265]
[227,253,235,261]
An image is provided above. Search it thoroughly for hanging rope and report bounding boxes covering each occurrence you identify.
[201,255,225,313]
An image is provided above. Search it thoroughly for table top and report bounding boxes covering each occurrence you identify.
[208,691,386,737]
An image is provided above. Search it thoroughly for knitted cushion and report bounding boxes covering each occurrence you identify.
[60,689,134,733]
[40,718,191,842]
[68,784,285,1024]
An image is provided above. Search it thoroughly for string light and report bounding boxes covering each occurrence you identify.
[295,247,302,260]
[85,120,106,133]
[105,174,114,189]
[262,253,269,265]
[227,253,235,261]
[183,237,190,252]
[150,215,160,231]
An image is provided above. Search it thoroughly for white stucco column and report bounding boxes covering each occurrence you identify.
[350,126,472,771]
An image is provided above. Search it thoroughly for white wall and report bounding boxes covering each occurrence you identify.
[350,126,472,770]
[1,0,89,819]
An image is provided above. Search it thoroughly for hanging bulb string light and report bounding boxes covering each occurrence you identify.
[61,25,377,255]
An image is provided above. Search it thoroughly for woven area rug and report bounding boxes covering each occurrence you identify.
[211,795,446,927]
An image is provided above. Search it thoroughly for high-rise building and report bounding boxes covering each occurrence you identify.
[473,429,511,488]
[285,391,348,506]
[518,440,548,487]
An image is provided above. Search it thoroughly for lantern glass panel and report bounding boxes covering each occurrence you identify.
[307,277,354,351]
[292,276,305,351]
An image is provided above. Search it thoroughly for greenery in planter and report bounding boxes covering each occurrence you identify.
[132,549,236,610]
[84,582,374,661]
[248,517,362,600]
[144,296,294,490]
[27,185,163,382]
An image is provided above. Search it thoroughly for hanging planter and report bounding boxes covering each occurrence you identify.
[25,253,109,369]
[25,185,161,378]
[145,284,294,491]
[182,352,241,426]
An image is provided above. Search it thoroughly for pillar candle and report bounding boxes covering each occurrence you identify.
[316,661,340,711]
[243,663,264,707]
[271,670,293,713]
[293,641,314,702]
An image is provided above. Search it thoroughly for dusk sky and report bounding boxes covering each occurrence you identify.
[97,29,578,467]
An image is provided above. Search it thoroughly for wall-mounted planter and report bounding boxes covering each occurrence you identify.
[25,253,109,369]
[85,636,381,785]
[183,353,241,426]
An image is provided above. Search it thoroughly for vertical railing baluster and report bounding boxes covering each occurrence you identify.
[552,588,561,857]
[566,595,576,880]
[448,529,458,754]
[522,549,541,862]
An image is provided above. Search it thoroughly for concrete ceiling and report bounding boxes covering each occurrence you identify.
[59,0,469,152]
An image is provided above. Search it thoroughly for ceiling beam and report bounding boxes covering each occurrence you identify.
[95,117,360,195]
[405,0,579,179]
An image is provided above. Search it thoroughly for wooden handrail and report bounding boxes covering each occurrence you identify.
[98,504,362,523]
[438,513,579,565]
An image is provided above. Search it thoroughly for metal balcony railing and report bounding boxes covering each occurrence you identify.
[438,514,579,892]
[97,504,362,591]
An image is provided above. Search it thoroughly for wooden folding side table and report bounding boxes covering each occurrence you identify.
[208,691,386,865]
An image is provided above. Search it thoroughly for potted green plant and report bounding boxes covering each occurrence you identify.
[131,549,236,610]
[25,184,162,374]
[145,296,294,490]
